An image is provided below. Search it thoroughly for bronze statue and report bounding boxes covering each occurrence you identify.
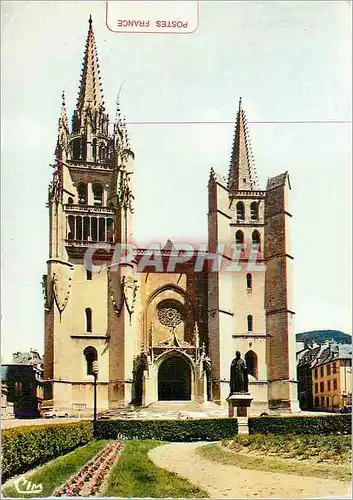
[230,351,249,394]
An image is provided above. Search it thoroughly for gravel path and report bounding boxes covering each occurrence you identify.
[148,442,351,499]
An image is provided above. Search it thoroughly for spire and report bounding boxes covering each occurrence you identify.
[228,98,259,193]
[77,16,104,112]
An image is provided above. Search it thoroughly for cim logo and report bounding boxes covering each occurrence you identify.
[14,477,43,495]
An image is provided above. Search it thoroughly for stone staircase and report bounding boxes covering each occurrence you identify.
[98,401,227,420]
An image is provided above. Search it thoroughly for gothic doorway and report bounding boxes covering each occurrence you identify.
[158,356,191,401]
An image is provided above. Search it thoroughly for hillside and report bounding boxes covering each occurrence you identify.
[296,330,351,345]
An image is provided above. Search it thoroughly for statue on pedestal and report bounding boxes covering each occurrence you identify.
[230,351,249,394]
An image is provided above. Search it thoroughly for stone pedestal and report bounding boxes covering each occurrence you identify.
[227,393,253,435]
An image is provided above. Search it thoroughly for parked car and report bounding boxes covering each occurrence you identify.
[340,405,352,414]
[42,408,69,418]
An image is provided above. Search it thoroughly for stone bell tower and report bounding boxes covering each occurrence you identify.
[43,16,135,413]
[208,98,299,413]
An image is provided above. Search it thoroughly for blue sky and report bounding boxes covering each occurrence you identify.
[1,1,351,361]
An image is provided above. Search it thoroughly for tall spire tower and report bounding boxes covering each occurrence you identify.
[228,98,259,193]
[43,16,137,415]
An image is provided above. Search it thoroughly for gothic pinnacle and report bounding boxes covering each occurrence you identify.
[59,90,69,131]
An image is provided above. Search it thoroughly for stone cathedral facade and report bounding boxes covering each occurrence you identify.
[43,19,299,415]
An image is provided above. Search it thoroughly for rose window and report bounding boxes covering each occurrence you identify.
[157,300,184,328]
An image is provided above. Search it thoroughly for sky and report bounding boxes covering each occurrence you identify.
[1,1,352,362]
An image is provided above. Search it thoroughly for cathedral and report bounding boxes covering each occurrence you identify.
[43,18,299,416]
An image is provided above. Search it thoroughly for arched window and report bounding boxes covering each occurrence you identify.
[83,346,97,376]
[68,197,74,204]
[320,396,325,407]
[85,307,92,333]
[236,201,245,221]
[92,184,103,206]
[77,183,87,205]
[235,230,244,246]
[246,273,252,289]
[247,314,253,332]
[67,215,75,240]
[252,230,261,251]
[250,202,259,221]
[245,350,258,379]
[314,396,319,407]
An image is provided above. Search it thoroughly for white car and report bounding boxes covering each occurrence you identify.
[42,408,70,418]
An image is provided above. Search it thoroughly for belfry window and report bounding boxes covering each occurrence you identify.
[83,346,97,376]
[235,230,244,247]
[85,307,92,333]
[76,216,83,240]
[93,184,103,206]
[107,218,114,242]
[247,314,253,332]
[83,217,90,240]
[250,202,259,221]
[67,216,75,240]
[92,139,97,161]
[252,230,261,251]
[72,138,81,160]
[236,201,245,221]
[78,183,88,205]
[99,145,106,160]
[246,273,252,289]
[91,217,98,242]
[99,217,105,242]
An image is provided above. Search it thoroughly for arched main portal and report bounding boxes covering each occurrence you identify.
[158,356,191,401]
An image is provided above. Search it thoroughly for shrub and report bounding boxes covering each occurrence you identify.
[94,418,238,442]
[226,434,351,463]
[249,414,351,435]
[1,421,93,482]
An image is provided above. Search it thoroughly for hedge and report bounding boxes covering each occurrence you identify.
[1,421,93,482]
[94,418,238,442]
[249,414,352,435]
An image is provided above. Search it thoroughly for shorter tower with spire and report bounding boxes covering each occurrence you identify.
[208,97,299,412]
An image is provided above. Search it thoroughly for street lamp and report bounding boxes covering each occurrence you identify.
[92,361,99,425]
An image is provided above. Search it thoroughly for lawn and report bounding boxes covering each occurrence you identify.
[2,440,109,498]
[197,434,352,482]
[102,440,208,498]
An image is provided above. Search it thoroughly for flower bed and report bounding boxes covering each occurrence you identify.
[52,441,123,496]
